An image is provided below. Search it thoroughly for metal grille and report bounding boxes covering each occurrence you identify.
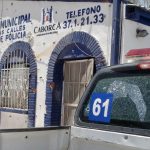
[0,50,29,110]
[62,59,94,125]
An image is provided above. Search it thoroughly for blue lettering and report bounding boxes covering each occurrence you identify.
[70,11,73,18]
[5,34,9,40]
[91,7,96,14]
[86,8,90,15]
[66,12,70,19]
[34,27,38,33]
[66,5,102,19]
[5,31,26,41]
[78,9,81,16]
[7,28,10,33]
[20,15,25,24]
[81,9,85,16]
[0,36,3,42]
[97,5,101,12]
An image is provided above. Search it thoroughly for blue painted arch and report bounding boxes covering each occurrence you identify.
[0,41,37,127]
[45,31,106,126]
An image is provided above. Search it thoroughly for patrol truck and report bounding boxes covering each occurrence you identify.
[0,0,150,128]
[1,61,150,150]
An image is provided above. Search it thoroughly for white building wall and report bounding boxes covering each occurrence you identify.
[0,1,113,127]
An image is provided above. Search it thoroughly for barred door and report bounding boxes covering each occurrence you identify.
[0,50,29,111]
[62,59,94,125]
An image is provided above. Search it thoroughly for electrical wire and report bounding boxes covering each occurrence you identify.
[74,42,103,58]
[74,42,93,57]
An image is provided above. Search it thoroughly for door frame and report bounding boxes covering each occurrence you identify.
[45,31,106,126]
[61,58,94,126]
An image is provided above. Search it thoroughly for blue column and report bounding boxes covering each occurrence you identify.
[111,0,122,65]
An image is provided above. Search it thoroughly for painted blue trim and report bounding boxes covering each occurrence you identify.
[0,108,28,114]
[0,41,37,128]
[45,31,106,126]
[125,5,150,26]
[111,0,122,65]
[58,43,93,59]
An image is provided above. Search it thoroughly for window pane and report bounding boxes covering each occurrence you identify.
[0,50,29,110]
[80,75,150,129]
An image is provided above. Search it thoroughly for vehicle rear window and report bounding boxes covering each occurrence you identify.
[80,75,150,129]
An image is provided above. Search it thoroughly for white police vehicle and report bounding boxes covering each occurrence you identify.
[1,62,150,150]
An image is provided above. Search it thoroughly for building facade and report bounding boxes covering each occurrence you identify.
[0,0,150,128]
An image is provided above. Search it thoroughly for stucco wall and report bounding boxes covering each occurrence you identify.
[0,1,112,127]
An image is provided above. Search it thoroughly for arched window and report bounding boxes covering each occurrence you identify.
[0,41,37,127]
[0,49,29,111]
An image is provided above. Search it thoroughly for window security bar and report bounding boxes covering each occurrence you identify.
[0,50,29,110]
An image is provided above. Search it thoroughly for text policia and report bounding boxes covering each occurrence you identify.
[0,13,31,42]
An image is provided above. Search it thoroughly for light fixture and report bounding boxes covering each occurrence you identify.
[136,28,149,37]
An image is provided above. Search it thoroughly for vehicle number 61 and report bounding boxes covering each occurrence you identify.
[93,98,110,117]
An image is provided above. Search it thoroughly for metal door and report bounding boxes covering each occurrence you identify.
[62,59,94,125]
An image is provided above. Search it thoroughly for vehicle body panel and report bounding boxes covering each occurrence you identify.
[0,63,150,150]
[69,126,150,150]
[0,127,70,150]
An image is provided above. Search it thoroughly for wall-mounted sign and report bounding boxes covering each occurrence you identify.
[0,13,31,42]
[0,3,107,42]
[34,4,106,37]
